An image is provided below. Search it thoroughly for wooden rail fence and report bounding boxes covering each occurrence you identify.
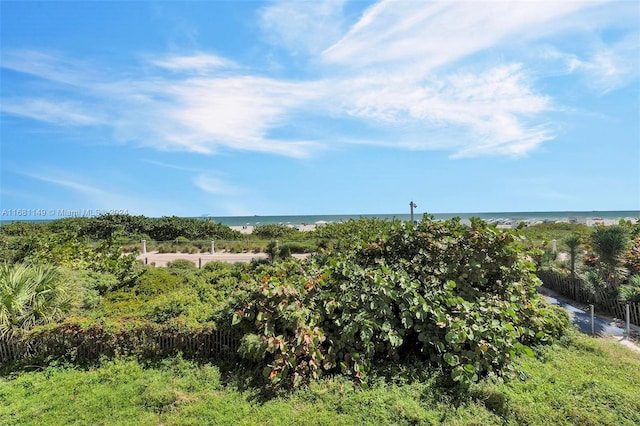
[537,269,640,326]
[1,329,239,365]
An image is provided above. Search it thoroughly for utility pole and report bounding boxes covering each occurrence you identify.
[409,201,417,223]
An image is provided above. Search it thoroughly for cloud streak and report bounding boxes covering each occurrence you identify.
[150,53,237,73]
[1,98,99,125]
[321,0,604,71]
[259,0,347,56]
[17,170,183,216]
[193,175,241,196]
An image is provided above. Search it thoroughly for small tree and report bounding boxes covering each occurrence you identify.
[279,245,292,259]
[564,235,581,279]
[266,240,278,263]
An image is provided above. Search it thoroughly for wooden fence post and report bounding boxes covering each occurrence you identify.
[626,303,631,338]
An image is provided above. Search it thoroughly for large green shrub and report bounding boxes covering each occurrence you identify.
[134,268,184,296]
[253,224,297,239]
[310,218,395,249]
[228,218,570,390]
[1,214,243,244]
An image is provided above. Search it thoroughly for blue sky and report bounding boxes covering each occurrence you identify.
[1,1,639,219]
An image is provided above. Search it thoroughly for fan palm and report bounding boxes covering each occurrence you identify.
[0,263,73,336]
[590,226,630,288]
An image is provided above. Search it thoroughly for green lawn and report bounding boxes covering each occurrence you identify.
[1,332,639,425]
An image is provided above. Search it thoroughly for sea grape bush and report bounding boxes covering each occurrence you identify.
[252,224,297,239]
[229,217,569,390]
[310,218,396,250]
[0,214,243,242]
[232,266,328,388]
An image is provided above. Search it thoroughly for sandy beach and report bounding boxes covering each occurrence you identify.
[230,224,318,234]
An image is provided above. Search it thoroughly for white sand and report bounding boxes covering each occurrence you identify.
[230,224,317,234]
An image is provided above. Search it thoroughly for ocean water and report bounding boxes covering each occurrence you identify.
[2,211,638,227]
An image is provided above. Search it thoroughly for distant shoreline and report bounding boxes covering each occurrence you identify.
[2,210,638,227]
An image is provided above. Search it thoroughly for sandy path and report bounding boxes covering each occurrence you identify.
[137,251,309,267]
[609,337,640,354]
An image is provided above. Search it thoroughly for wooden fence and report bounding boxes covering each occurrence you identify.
[537,269,640,326]
[1,328,239,365]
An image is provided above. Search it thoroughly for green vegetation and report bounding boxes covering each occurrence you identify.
[0,263,74,336]
[229,218,568,392]
[590,226,631,288]
[564,234,581,279]
[1,332,638,425]
[523,221,640,306]
[618,275,640,303]
[518,222,591,253]
[2,215,639,424]
[252,224,297,239]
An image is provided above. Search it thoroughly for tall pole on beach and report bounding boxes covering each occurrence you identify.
[410,201,417,223]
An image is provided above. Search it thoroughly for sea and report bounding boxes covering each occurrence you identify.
[1,211,638,227]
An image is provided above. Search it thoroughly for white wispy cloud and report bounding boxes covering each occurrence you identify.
[538,23,640,94]
[1,52,323,158]
[1,1,636,160]
[150,53,236,72]
[326,63,554,157]
[321,0,603,71]
[21,172,109,196]
[193,175,241,196]
[1,49,97,86]
[259,0,347,56]
[18,171,182,216]
[142,160,205,173]
[1,98,99,125]
[158,76,324,156]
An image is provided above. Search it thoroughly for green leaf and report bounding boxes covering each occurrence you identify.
[232,313,241,325]
[262,366,272,378]
[388,331,403,347]
[445,331,457,343]
[443,352,459,366]
[521,345,534,357]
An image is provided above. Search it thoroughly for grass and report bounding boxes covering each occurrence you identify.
[1,332,639,425]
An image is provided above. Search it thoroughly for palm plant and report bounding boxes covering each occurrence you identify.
[590,226,630,288]
[0,263,73,336]
[582,268,606,304]
[618,275,640,303]
[564,235,581,279]
[266,240,278,262]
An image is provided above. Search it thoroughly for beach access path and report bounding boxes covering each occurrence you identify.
[137,251,310,267]
[539,287,640,353]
